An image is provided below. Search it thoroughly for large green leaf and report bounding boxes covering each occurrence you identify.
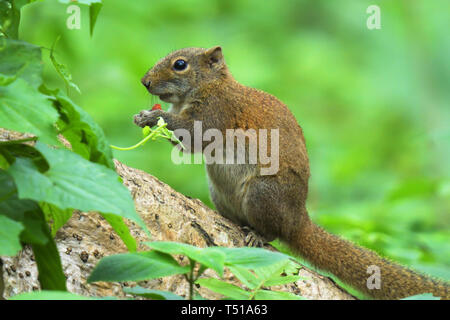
[216,247,290,269]
[145,241,226,276]
[88,251,189,283]
[0,38,42,88]
[7,142,145,230]
[0,214,23,256]
[0,78,59,145]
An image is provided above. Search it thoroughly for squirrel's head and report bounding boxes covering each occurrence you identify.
[141,46,228,103]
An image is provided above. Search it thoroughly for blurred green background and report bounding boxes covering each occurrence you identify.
[20,0,449,281]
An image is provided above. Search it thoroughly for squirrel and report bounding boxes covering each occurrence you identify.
[134,46,449,300]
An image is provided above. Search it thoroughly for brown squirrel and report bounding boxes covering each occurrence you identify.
[134,46,449,299]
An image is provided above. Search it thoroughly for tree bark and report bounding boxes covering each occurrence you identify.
[0,129,354,300]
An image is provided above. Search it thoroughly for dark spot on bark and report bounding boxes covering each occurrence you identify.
[80,251,89,263]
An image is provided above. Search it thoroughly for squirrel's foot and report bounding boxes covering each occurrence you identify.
[242,226,266,248]
[133,109,164,128]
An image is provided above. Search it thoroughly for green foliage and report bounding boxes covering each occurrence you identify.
[16,0,446,281]
[198,260,306,300]
[50,36,81,94]
[2,0,448,301]
[0,0,146,295]
[87,251,190,282]
[89,241,304,300]
[0,78,60,145]
[110,118,184,151]
[0,214,24,255]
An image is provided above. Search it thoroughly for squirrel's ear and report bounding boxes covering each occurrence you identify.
[204,46,223,66]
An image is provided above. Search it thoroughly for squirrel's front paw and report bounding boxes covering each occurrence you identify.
[133,110,164,128]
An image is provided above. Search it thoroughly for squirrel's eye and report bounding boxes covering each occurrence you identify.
[173,59,187,71]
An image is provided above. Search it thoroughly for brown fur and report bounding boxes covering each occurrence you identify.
[134,46,449,299]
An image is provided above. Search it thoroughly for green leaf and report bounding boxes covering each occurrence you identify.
[89,2,102,36]
[216,247,290,269]
[0,78,60,145]
[101,213,137,252]
[28,205,67,291]
[88,251,189,283]
[40,202,73,237]
[402,293,441,300]
[45,87,115,169]
[0,170,48,245]
[7,142,145,232]
[123,286,184,300]
[144,241,226,276]
[252,260,291,281]
[227,265,259,290]
[253,289,305,300]
[0,38,42,88]
[9,291,88,300]
[0,214,23,256]
[49,36,81,94]
[195,278,251,300]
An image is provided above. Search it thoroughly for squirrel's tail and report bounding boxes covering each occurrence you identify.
[288,213,449,299]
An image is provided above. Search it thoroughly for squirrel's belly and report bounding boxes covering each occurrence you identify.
[205,163,257,224]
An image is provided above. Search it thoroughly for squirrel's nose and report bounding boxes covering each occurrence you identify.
[141,77,151,88]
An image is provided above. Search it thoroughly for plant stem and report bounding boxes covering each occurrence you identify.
[188,260,196,300]
[110,126,164,151]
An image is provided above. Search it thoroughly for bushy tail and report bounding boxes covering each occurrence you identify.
[289,214,449,299]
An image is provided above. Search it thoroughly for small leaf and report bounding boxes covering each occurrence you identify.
[89,2,102,36]
[145,241,226,276]
[196,278,251,300]
[88,251,189,283]
[216,247,290,269]
[0,78,60,146]
[142,126,151,138]
[227,265,259,290]
[0,214,23,256]
[123,286,184,300]
[101,213,137,252]
[41,202,73,237]
[49,36,81,94]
